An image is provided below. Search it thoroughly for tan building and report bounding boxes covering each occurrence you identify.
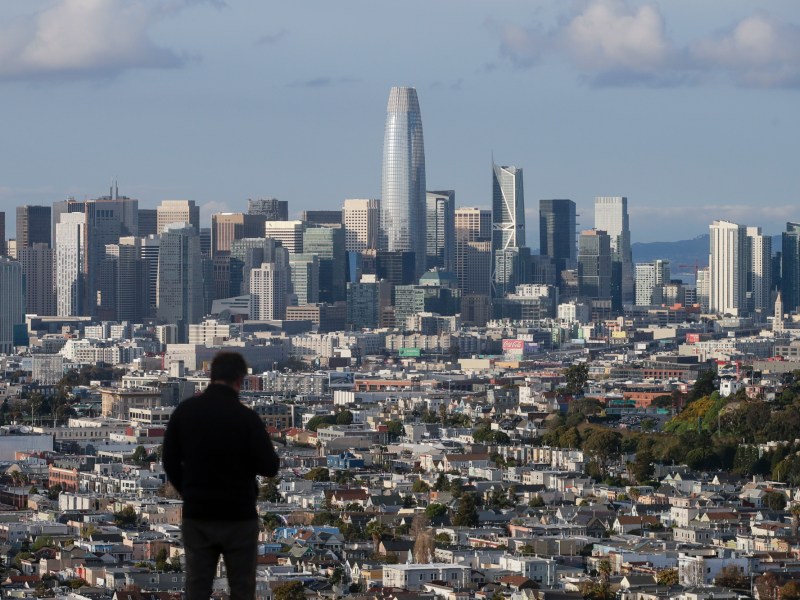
[101,388,162,420]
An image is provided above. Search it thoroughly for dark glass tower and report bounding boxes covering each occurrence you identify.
[380,87,427,279]
[539,199,576,282]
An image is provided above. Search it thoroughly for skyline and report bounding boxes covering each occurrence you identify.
[0,1,798,244]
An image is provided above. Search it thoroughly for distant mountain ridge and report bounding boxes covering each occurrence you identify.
[632,234,781,281]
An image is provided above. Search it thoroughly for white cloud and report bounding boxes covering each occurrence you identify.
[691,14,800,88]
[489,1,800,89]
[560,0,670,73]
[0,0,208,81]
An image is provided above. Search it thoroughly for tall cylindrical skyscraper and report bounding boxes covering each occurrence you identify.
[380,86,427,278]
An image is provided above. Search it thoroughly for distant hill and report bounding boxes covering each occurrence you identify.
[632,234,780,283]
[632,235,709,281]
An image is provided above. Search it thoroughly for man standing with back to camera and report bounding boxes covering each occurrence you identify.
[163,352,280,599]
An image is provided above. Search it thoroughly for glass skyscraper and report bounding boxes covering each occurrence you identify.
[380,86,427,278]
[539,199,576,280]
[492,164,525,252]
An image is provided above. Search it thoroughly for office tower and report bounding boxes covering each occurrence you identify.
[493,246,532,300]
[783,223,800,314]
[0,257,24,353]
[301,210,342,227]
[157,200,200,233]
[709,220,746,316]
[455,207,492,297]
[289,254,320,306]
[539,199,576,280]
[265,220,304,253]
[578,229,612,300]
[19,243,55,316]
[635,260,671,306]
[55,212,86,316]
[16,205,51,249]
[303,226,345,302]
[211,213,268,257]
[103,237,147,322]
[343,198,380,253]
[745,226,771,315]
[426,191,456,272]
[376,251,416,287]
[594,196,633,305]
[347,277,391,330]
[492,164,526,252]
[6,241,16,260]
[140,235,161,318]
[696,267,710,313]
[248,198,288,221]
[230,238,286,297]
[138,208,158,237]
[380,86,427,278]
[52,198,86,238]
[0,212,5,255]
[250,262,289,320]
[157,223,204,341]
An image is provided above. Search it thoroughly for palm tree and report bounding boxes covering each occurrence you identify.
[365,520,387,555]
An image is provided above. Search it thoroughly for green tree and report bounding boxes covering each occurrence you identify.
[564,363,589,395]
[764,491,787,512]
[306,414,336,431]
[260,477,282,502]
[412,479,430,493]
[113,505,138,527]
[451,493,479,527]
[386,420,404,440]
[631,449,654,484]
[714,565,749,589]
[336,410,354,425]
[781,581,800,600]
[688,369,716,402]
[131,445,148,465]
[657,568,678,587]
[273,580,307,600]
[425,503,448,519]
[304,467,330,482]
[528,495,545,508]
[365,520,388,553]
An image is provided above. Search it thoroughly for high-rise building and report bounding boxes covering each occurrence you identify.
[376,251,416,288]
[782,223,800,314]
[539,199,576,281]
[745,226,772,315]
[16,205,52,249]
[104,237,148,322]
[52,199,86,244]
[19,243,55,316]
[301,210,342,227]
[211,213,267,257]
[157,223,204,341]
[0,257,24,353]
[492,164,525,252]
[55,212,86,316]
[709,220,746,316]
[140,235,161,318]
[347,276,391,330]
[157,200,200,234]
[250,262,289,321]
[380,86,427,278]
[248,198,288,221]
[138,208,158,237]
[230,238,285,298]
[265,220,304,253]
[302,226,345,302]
[0,212,5,256]
[455,207,492,297]
[635,260,671,306]
[594,196,633,305]
[289,254,320,306]
[578,229,612,301]
[343,199,380,253]
[425,191,456,272]
[696,267,711,313]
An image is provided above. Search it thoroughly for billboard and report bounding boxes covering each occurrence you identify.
[502,339,525,351]
[399,347,422,358]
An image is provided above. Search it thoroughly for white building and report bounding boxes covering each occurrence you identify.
[635,260,670,306]
[55,212,86,317]
[382,563,470,591]
[709,220,746,316]
[343,198,380,253]
[746,226,771,314]
[250,262,288,320]
[265,220,304,254]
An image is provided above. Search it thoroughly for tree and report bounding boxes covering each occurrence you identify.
[564,363,589,395]
[425,503,448,519]
[114,505,138,527]
[781,581,800,600]
[688,369,716,402]
[412,479,430,493]
[528,495,545,508]
[260,477,282,502]
[413,528,434,563]
[365,521,388,554]
[304,467,330,482]
[386,420,404,440]
[657,568,678,587]
[631,449,655,484]
[336,410,354,425]
[451,493,479,527]
[306,414,336,432]
[433,473,449,491]
[47,483,63,501]
[131,445,148,466]
[273,580,306,600]
[764,491,787,512]
[714,565,748,589]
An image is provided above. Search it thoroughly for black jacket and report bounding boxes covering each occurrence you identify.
[162,383,280,520]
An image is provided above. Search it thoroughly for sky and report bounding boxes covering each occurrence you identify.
[0,0,799,245]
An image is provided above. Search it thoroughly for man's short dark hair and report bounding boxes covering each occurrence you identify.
[210,352,248,384]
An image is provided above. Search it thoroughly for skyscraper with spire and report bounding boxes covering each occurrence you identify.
[380,86,427,278]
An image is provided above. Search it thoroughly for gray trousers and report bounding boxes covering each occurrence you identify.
[182,517,260,600]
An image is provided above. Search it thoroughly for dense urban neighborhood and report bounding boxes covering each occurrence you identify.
[1,309,800,600]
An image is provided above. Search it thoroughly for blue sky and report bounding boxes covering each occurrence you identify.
[0,0,798,244]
